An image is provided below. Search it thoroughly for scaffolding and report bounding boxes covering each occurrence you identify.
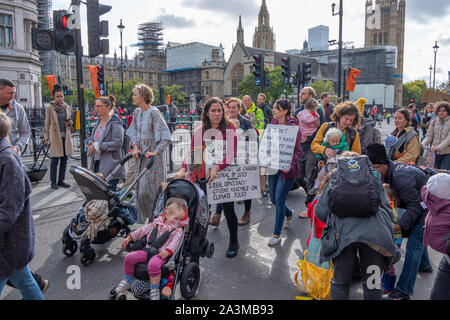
[133,22,164,60]
[37,0,54,75]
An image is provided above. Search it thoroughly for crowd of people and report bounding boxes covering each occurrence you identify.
[0,75,449,300]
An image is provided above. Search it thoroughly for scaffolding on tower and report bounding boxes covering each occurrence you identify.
[131,22,164,60]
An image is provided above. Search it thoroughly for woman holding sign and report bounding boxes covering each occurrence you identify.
[267,99,303,246]
[175,98,240,258]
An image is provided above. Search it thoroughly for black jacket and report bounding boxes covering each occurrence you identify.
[385,161,428,236]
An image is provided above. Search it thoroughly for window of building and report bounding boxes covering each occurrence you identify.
[0,14,13,48]
[139,72,143,79]
[205,71,209,80]
[129,71,133,78]
[373,34,377,45]
[379,33,382,45]
[384,32,388,45]
[231,64,244,97]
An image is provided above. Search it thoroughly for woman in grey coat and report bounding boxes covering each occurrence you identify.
[0,112,44,300]
[88,96,125,191]
[316,152,400,300]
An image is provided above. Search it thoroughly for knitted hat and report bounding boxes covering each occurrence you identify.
[384,135,398,148]
[366,143,389,165]
[354,98,367,116]
[427,173,450,200]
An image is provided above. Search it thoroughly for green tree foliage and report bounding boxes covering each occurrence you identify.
[41,76,52,103]
[311,79,335,99]
[403,80,427,106]
[162,84,187,105]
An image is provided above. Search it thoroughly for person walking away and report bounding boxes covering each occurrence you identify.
[169,101,179,133]
[421,173,450,300]
[0,79,30,155]
[421,101,450,170]
[0,112,44,300]
[267,99,302,246]
[126,84,172,223]
[44,85,74,189]
[88,96,125,192]
[367,143,432,300]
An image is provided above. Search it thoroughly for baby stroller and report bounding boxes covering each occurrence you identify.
[109,178,214,300]
[61,153,152,266]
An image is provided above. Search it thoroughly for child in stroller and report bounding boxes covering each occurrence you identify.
[114,198,189,300]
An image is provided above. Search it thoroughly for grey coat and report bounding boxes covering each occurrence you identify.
[89,115,125,180]
[316,172,401,268]
[0,139,34,280]
[4,99,30,154]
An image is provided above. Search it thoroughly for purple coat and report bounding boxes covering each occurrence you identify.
[270,116,302,180]
[422,186,450,254]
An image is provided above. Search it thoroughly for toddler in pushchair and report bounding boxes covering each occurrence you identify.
[61,154,152,266]
[109,178,214,300]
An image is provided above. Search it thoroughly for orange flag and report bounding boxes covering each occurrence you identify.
[346,68,361,92]
[166,94,171,105]
[89,65,100,98]
[46,75,57,96]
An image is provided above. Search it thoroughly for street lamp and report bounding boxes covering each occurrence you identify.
[332,0,343,100]
[109,71,115,96]
[117,19,125,102]
[429,65,433,89]
[433,41,439,90]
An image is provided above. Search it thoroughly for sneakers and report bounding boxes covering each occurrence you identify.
[385,289,410,300]
[209,213,221,227]
[51,183,59,190]
[238,211,251,226]
[284,215,292,229]
[226,243,239,258]
[298,211,309,219]
[150,288,160,300]
[115,279,132,294]
[268,235,281,246]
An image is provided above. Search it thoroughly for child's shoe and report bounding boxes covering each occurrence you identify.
[115,279,132,294]
[150,288,160,300]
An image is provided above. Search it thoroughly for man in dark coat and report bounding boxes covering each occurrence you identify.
[367,143,432,300]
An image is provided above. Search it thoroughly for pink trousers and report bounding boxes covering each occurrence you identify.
[124,250,168,278]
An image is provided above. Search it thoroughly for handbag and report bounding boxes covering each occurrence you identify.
[294,207,333,300]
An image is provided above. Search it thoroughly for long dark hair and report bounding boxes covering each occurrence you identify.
[201,97,232,132]
[274,99,296,121]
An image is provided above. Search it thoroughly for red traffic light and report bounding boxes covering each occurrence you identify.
[61,15,68,29]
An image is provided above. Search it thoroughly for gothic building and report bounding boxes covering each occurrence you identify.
[365,0,406,106]
[252,0,276,51]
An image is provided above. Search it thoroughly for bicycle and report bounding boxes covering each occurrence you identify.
[22,127,52,161]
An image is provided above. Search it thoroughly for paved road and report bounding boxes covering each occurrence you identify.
[1,119,440,300]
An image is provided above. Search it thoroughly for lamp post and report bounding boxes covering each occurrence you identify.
[429,65,433,89]
[332,0,343,101]
[109,72,115,96]
[433,41,439,90]
[117,19,125,102]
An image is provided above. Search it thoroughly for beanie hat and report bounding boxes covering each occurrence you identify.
[366,143,389,165]
[355,98,367,116]
[384,135,398,148]
[427,173,450,200]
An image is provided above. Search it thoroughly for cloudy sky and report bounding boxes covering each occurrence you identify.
[54,0,450,86]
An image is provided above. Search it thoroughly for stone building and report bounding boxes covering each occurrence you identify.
[252,0,275,51]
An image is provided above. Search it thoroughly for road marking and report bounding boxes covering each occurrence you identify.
[33,215,40,220]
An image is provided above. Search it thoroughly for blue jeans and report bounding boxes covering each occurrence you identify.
[268,171,295,236]
[0,265,44,300]
[434,153,450,170]
[396,224,431,296]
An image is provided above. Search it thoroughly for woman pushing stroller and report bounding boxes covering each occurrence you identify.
[114,198,189,300]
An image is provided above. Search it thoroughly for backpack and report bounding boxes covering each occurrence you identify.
[323,122,357,152]
[328,156,381,218]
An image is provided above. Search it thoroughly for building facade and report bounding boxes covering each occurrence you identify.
[252,0,275,51]
[365,0,405,106]
[0,0,42,107]
[308,25,329,52]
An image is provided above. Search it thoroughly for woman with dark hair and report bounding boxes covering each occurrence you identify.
[44,85,74,190]
[267,99,302,246]
[386,108,420,164]
[174,97,240,257]
[87,96,124,191]
[422,101,450,170]
[421,103,437,137]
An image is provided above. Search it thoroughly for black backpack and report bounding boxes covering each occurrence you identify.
[328,156,381,218]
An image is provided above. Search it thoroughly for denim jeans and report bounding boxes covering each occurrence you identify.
[434,153,450,170]
[429,255,450,300]
[268,171,295,236]
[396,224,431,296]
[50,137,68,184]
[331,243,386,300]
[0,265,44,300]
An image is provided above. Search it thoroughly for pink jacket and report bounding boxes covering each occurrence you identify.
[297,110,320,143]
[129,215,189,256]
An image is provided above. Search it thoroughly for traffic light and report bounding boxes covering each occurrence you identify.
[32,28,55,50]
[62,84,73,96]
[281,57,291,84]
[302,62,312,86]
[86,0,112,57]
[97,65,105,96]
[253,54,264,87]
[53,10,76,53]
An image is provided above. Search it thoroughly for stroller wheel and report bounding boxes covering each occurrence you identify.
[206,242,214,259]
[62,241,78,256]
[80,247,96,266]
[109,289,118,300]
[180,262,200,300]
[117,293,127,300]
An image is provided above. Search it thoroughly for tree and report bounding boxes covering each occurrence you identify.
[403,80,427,106]
[163,84,187,105]
[41,76,52,103]
[311,79,335,100]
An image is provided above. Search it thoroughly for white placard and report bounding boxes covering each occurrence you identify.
[258,124,299,171]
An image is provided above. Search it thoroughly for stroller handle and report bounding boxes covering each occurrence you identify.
[119,153,147,166]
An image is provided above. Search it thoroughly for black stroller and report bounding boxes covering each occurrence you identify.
[109,178,214,300]
[61,153,152,266]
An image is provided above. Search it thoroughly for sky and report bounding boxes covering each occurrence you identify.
[53,0,450,86]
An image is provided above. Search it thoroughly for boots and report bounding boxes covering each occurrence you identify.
[238,211,251,226]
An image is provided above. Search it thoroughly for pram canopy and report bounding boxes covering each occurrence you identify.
[70,166,113,202]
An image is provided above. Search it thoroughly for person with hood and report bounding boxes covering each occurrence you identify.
[421,173,450,300]
[367,143,432,300]
[355,98,381,155]
[0,112,44,300]
[44,85,74,190]
[316,151,400,300]
[88,96,125,192]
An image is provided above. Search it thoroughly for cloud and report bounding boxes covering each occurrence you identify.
[156,13,196,29]
[181,0,259,19]
[438,38,450,46]
[406,0,450,23]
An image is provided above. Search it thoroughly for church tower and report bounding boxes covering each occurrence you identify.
[253,0,276,51]
[365,0,406,106]
[237,15,244,45]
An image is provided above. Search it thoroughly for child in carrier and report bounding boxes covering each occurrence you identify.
[313,128,349,191]
[114,198,189,300]
[381,184,404,294]
[297,98,321,144]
